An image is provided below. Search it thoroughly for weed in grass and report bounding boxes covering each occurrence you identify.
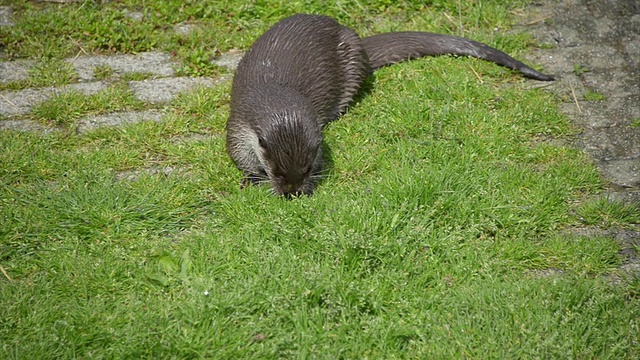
[31,90,87,126]
[629,118,640,128]
[584,90,607,101]
[175,45,221,77]
[623,277,640,300]
[27,61,77,87]
[93,64,115,80]
[573,64,590,76]
[146,249,193,287]
[0,80,27,91]
[121,72,156,82]
[0,60,76,91]
[92,84,146,112]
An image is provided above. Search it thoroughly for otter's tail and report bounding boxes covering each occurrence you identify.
[361,32,554,81]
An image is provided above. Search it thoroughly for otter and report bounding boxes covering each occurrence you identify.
[225,14,553,197]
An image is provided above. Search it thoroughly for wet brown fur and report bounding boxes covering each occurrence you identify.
[225,14,553,196]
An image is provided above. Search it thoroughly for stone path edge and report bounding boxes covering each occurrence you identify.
[0,50,240,133]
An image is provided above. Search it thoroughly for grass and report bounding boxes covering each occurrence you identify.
[30,85,147,126]
[573,64,590,76]
[1,0,639,358]
[93,64,115,80]
[576,196,640,227]
[0,60,77,91]
[584,90,607,101]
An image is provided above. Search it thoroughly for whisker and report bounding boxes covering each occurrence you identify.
[310,173,329,180]
[256,179,271,186]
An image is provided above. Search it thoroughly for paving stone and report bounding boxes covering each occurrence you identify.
[174,23,199,36]
[0,81,109,117]
[523,0,640,190]
[129,76,229,103]
[0,6,14,27]
[582,72,640,97]
[606,190,640,205]
[0,119,53,133]
[563,45,627,70]
[40,0,83,3]
[598,159,640,188]
[0,60,34,83]
[169,132,212,144]
[123,11,144,22]
[578,127,640,161]
[115,165,183,181]
[523,0,640,277]
[77,109,164,134]
[67,81,109,95]
[211,50,244,71]
[66,51,175,81]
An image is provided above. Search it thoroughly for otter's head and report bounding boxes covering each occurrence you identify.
[254,111,323,197]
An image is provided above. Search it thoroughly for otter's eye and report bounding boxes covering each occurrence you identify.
[258,137,267,148]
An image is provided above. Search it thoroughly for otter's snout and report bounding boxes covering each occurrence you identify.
[280,182,304,198]
[274,178,314,198]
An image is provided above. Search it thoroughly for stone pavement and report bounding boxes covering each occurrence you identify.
[523,0,640,190]
[521,0,640,277]
[0,48,239,133]
[0,5,244,131]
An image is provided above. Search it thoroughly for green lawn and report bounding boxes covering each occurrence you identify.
[1,0,639,358]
